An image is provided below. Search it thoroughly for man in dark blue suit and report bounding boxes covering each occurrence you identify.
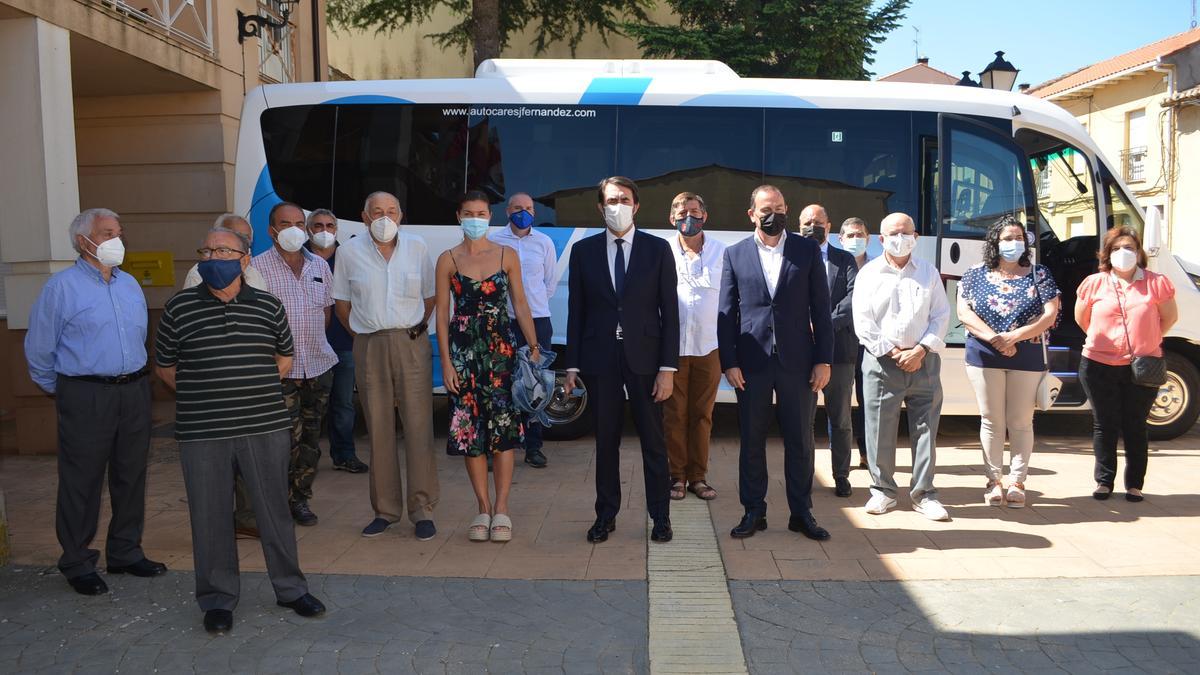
[718,186,834,541]
[799,204,858,498]
[564,176,680,544]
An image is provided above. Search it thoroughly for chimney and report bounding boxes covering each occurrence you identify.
[1018,83,1031,93]
[917,57,930,65]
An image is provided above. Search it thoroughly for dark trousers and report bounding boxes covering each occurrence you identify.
[736,356,816,518]
[54,375,151,579]
[1079,357,1157,490]
[817,363,856,479]
[588,350,671,522]
[328,349,359,464]
[853,345,867,456]
[179,430,307,611]
[513,317,554,452]
[282,370,334,504]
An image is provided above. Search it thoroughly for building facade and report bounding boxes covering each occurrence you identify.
[1030,29,1200,266]
[0,0,328,453]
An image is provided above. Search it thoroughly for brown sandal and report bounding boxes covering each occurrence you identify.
[688,481,717,500]
[670,481,686,500]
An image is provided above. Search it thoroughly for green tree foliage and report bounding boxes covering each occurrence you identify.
[327,0,654,69]
[624,0,910,79]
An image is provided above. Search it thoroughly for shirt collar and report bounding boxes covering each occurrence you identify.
[74,257,121,284]
[606,226,636,246]
[754,228,786,252]
[1109,267,1145,284]
[879,255,917,275]
[196,275,254,303]
[819,241,829,257]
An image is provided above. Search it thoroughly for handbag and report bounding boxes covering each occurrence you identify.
[1034,337,1062,411]
[1113,277,1167,388]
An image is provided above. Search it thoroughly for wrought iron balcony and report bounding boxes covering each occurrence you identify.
[103,0,214,55]
[1121,145,1148,183]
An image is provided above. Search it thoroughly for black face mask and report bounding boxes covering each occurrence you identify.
[800,224,827,244]
[675,215,704,237]
[759,211,786,236]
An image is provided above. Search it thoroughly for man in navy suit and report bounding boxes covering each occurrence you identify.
[718,186,834,541]
[799,204,858,498]
[564,176,680,544]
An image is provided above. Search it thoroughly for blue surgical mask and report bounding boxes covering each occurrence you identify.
[461,217,490,240]
[999,240,1025,262]
[197,259,243,290]
[841,237,867,257]
[509,209,534,230]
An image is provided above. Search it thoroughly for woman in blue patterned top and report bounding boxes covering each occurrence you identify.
[956,215,1061,508]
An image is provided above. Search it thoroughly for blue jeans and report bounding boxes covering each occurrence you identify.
[328,349,359,463]
[513,317,554,452]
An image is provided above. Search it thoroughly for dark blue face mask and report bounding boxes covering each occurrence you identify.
[509,209,534,230]
[675,215,704,237]
[197,259,243,290]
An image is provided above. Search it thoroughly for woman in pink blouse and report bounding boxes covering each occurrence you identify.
[1075,227,1178,501]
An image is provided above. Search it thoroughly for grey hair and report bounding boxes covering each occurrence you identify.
[840,217,867,235]
[306,208,336,229]
[212,213,252,244]
[69,208,119,254]
[206,226,251,253]
[507,192,533,208]
[363,191,401,214]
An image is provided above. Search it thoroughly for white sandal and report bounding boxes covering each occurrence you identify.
[490,514,512,542]
[468,513,492,542]
[985,481,1005,507]
[1006,483,1026,509]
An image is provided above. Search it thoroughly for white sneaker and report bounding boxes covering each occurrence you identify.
[913,497,950,521]
[864,493,897,515]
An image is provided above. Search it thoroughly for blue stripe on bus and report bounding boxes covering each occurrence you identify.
[322,94,414,105]
[681,91,817,108]
[248,167,281,255]
[579,77,652,105]
[540,227,577,261]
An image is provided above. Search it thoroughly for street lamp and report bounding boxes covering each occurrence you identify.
[979,51,1019,91]
[956,71,980,87]
[238,0,299,44]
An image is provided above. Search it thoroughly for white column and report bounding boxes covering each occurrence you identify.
[0,17,79,330]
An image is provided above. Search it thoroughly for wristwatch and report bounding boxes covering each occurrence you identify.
[407,322,427,339]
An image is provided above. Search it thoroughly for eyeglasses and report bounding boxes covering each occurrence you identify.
[197,247,247,260]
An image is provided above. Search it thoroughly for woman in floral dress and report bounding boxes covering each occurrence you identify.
[435,191,541,542]
[956,214,1060,508]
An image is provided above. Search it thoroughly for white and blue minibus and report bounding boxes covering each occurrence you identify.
[233,59,1200,440]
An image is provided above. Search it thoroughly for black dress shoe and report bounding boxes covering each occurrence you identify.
[730,514,767,539]
[204,609,233,633]
[788,513,831,541]
[651,519,673,543]
[67,572,108,596]
[524,447,548,468]
[107,558,168,577]
[586,518,616,543]
[834,477,853,498]
[291,501,319,526]
[277,593,326,617]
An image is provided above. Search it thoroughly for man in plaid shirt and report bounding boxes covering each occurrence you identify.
[252,202,339,526]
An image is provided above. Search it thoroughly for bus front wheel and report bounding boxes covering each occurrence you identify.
[1147,350,1200,440]
[541,371,594,441]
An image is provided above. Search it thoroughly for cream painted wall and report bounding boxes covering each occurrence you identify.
[328,5,679,80]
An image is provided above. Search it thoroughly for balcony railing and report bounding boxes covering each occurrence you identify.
[103,0,214,54]
[1121,145,1148,183]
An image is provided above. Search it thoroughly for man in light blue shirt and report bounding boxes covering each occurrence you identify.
[25,208,165,596]
[489,192,557,468]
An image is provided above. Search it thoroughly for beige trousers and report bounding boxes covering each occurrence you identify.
[353,329,438,524]
[663,350,722,483]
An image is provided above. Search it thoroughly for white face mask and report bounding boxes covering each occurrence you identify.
[276,226,308,253]
[1110,248,1138,272]
[84,236,125,267]
[311,231,336,249]
[883,233,916,258]
[604,203,634,234]
[370,216,398,242]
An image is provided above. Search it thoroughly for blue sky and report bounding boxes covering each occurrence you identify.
[870,1,1193,87]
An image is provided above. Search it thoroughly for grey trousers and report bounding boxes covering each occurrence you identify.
[55,375,151,579]
[179,430,307,611]
[816,363,856,480]
[863,351,943,501]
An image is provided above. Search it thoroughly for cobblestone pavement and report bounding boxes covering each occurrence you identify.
[0,568,647,674]
[732,576,1200,674]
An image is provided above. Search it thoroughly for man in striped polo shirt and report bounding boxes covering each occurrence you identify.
[155,227,325,634]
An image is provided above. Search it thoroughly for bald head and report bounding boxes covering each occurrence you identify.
[362,192,402,224]
[214,214,253,243]
[799,204,828,226]
[880,213,915,236]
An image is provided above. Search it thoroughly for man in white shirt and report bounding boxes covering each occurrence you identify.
[664,192,724,502]
[489,192,557,468]
[331,191,439,541]
[851,212,951,521]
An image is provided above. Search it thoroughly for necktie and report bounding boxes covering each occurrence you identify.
[614,238,626,297]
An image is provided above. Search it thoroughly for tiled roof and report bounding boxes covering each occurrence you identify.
[1030,28,1200,99]
[1164,84,1200,106]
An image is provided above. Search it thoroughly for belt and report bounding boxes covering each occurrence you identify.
[65,368,149,385]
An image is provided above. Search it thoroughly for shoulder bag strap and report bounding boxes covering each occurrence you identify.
[1111,276,1137,360]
